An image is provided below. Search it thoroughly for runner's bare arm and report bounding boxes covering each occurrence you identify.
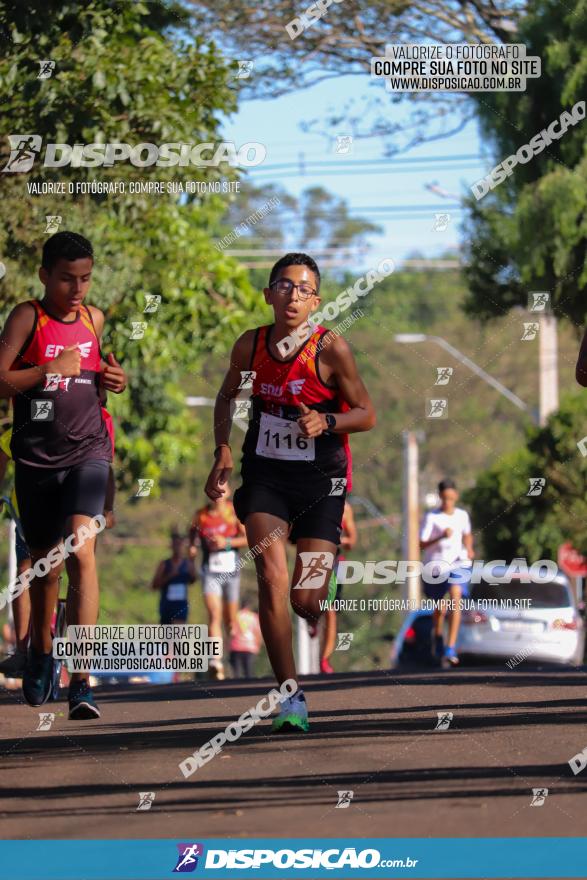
[213,330,255,449]
[186,558,197,583]
[232,520,248,549]
[91,305,127,394]
[576,328,587,386]
[0,303,68,397]
[151,561,166,591]
[463,531,474,559]
[205,330,255,500]
[188,515,200,555]
[215,518,248,550]
[300,334,376,436]
[89,305,105,341]
[341,504,357,549]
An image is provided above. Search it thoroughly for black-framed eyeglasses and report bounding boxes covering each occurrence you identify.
[270,278,317,301]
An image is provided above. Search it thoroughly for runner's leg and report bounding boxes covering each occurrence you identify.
[28,544,64,653]
[290,537,337,625]
[222,569,239,637]
[64,514,99,685]
[245,512,294,686]
[446,584,463,648]
[242,651,253,678]
[204,593,223,643]
[321,608,337,662]
[204,590,225,676]
[13,561,31,652]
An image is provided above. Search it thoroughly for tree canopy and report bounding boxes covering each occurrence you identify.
[463,0,587,328]
[0,0,259,487]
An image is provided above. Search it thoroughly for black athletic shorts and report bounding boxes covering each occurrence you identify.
[233,480,346,545]
[14,458,110,550]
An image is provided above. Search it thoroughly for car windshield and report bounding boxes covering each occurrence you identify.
[470,579,572,608]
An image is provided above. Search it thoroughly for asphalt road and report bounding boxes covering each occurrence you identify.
[2,665,587,849]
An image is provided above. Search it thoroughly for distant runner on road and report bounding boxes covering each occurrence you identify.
[189,485,248,681]
[419,478,474,667]
[151,530,196,625]
[204,252,376,731]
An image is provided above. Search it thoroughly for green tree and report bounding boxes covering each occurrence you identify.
[463,0,587,327]
[189,0,525,149]
[466,393,587,559]
[0,0,260,487]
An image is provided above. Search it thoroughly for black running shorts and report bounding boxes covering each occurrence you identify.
[233,480,345,545]
[14,458,110,550]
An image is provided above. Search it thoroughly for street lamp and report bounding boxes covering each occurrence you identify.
[394,333,538,423]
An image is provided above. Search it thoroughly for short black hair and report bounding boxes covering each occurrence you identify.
[42,231,94,271]
[438,478,457,493]
[268,252,320,291]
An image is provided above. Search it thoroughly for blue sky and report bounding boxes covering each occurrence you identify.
[222,71,489,267]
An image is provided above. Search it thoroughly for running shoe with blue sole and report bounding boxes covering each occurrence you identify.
[443,646,460,667]
[272,689,309,733]
[22,647,54,707]
[69,680,101,720]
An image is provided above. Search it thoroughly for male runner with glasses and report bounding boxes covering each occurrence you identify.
[0,231,127,719]
[205,253,376,732]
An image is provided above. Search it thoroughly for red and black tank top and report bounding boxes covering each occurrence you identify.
[11,300,112,468]
[240,324,352,490]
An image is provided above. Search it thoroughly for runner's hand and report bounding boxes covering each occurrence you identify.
[101,353,127,393]
[297,402,326,438]
[443,527,453,538]
[205,448,233,500]
[47,344,81,378]
[207,534,226,550]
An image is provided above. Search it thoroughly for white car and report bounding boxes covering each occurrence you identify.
[457,565,584,666]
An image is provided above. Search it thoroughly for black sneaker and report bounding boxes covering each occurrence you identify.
[68,680,101,720]
[0,649,27,678]
[22,646,54,707]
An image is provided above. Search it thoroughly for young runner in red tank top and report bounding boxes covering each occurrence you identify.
[0,232,127,720]
[205,253,376,732]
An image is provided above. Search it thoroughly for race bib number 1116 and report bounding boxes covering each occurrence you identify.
[256,412,315,461]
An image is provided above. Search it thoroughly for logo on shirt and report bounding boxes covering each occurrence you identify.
[44,373,71,392]
[261,378,306,398]
[45,342,92,359]
[287,378,306,395]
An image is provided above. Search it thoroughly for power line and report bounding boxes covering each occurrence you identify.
[252,154,482,171]
[235,258,461,269]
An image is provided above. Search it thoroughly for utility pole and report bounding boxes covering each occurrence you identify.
[296,618,319,676]
[402,431,421,606]
[539,313,559,426]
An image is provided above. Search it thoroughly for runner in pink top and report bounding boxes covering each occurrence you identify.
[229,599,262,679]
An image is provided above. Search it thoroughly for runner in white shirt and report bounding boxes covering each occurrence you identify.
[419,479,474,666]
